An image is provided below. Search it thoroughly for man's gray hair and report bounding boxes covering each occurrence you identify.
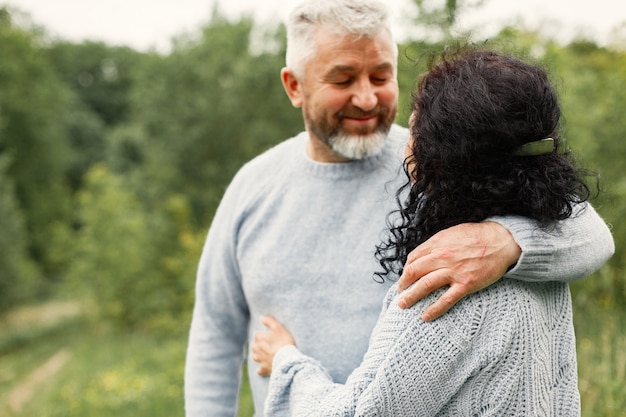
[285,0,397,78]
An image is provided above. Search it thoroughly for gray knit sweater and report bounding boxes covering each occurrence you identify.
[184,125,614,417]
[265,279,580,416]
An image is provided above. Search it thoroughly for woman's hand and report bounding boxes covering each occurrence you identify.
[252,315,296,376]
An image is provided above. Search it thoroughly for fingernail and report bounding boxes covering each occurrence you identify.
[422,312,431,321]
[398,298,407,309]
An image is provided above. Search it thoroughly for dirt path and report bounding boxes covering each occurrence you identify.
[6,349,72,413]
[0,301,81,331]
[1,301,81,414]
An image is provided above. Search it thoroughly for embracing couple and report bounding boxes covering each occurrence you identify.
[185,1,615,416]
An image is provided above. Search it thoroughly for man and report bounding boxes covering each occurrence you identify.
[184,1,614,416]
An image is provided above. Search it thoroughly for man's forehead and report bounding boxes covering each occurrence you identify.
[313,25,394,51]
[314,35,395,61]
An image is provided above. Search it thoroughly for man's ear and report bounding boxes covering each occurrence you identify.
[281,68,303,108]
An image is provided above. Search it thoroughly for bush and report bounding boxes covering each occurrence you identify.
[0,155,38,311]
[66,165,200,332]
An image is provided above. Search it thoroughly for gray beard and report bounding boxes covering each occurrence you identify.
[326,130,388,160]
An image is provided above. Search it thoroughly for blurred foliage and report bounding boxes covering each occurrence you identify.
[0,319,187,417]
[410,0,488,39]
[0,154,37,310]
[45,41,141,127]
[65,164,200,332]
[0,7,73,285]
[546,39,626,306]
[123,15,301,223]
[0,1,624,416]
[44,41,143,191]
[0,0,624,334]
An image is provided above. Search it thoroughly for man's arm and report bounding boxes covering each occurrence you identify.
[397,202,614,321]
[184,185,250,417]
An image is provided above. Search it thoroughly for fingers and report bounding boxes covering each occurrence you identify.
[398,280,468,321]
[398,243,449,292]
[257,367,270,376]
[252,331,268,355]
[253,315,296,377]
[260,315,280,330]
[419,286,465,321]
[405,241,429,265]
[260,315,291,337]
[397,269,450,308]
[397,262,418,293]
[255,356,271,376]
[256,361,271,376]
[397,253,432,292]
[260,315,296,346]
[252,331,272,376]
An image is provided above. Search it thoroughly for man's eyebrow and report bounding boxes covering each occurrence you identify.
[324,62,395,78]
[324,65,357,78]
[372,62,395,72]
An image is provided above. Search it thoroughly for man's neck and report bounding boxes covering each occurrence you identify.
[305,135,352,163]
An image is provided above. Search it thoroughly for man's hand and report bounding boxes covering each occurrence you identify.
[252,316,296,376]
[397,222,521,321]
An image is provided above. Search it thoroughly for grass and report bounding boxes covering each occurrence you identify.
[31,333,184,417]
[0,300,254,417]
[575,307,626,417]
[0,302,187,417]
[237,371,254,417]
[0,299,624,417]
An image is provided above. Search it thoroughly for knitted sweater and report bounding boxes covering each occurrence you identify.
[184,125,614,417]
[265,280,580,416]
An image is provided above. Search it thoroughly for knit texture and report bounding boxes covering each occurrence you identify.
[265,280,581,416]
[184,124,614,417]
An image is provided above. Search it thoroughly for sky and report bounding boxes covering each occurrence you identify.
[3,0,625,52]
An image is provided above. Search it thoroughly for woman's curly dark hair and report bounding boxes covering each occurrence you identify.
[375,47,595,281]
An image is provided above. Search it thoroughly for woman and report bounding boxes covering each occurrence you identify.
[252,48,595,416]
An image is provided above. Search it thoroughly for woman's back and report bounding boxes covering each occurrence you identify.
[269,279,579,416]
[363,279,579,415]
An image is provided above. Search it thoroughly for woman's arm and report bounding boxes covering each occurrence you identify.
[255,288,494,417]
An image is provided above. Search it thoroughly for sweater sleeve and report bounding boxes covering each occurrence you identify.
[264,289,494,417]
[184,176,251,417]
[489,202,615,282]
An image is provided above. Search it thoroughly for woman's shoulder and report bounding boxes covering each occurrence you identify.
[377,279,563,350]
[374,286,486,352]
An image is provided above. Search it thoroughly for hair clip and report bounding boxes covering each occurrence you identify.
[513,138,555,156]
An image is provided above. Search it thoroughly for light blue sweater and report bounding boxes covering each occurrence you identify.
[184,125,614,417]
[265,280,580,416]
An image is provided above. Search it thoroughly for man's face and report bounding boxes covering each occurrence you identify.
[297,27,399,162]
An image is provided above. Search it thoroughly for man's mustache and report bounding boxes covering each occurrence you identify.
[337,107,387,119]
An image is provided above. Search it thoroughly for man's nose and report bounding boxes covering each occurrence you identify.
[351,80,378,111]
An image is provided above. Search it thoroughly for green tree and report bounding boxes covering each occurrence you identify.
[544,40,626,306]
[45,41,143,191]
[409,0,488,40]
[0,7,74,282]
[0,154,36,311]
[46,41,141,127]
[67,164,200,331]
[124,15,300,225]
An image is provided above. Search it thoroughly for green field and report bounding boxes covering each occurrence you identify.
[0,298,624,417]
